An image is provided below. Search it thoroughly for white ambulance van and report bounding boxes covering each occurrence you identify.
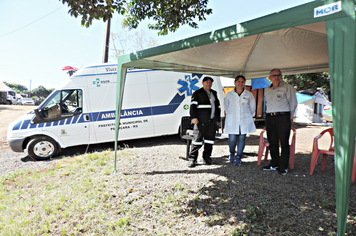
[7,63,225,160]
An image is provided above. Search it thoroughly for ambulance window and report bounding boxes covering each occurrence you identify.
[61,89,82,114]
[41,89,82,119]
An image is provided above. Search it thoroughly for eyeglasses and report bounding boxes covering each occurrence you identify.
[270,74,282,78]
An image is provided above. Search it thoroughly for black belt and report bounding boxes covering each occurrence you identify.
[266,112,290,116]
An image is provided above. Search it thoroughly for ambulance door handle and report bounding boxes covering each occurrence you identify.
[84,115,90,121]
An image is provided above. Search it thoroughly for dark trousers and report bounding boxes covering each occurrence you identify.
[265,113,291,170]
[188,120,216,162]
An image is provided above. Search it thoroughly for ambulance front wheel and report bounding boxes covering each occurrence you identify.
[28,136,59,161]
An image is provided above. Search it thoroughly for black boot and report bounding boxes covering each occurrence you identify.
[188,159,196,168]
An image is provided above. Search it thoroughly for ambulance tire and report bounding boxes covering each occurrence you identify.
[28,136,58,161]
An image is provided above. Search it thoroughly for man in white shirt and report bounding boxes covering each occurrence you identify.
[263,68,297,175]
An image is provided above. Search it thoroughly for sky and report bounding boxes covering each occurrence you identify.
[0,0,313,91]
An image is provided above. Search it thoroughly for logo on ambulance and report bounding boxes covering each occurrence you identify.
[177,75,200,96]
[93,78,110,87]
[93,78,101,87]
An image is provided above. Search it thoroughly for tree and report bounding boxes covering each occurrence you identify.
[3,82,29,95]
[111,29,158,58]
[31,86,54,100]
[284,72,330,94]
[60,0,212,35]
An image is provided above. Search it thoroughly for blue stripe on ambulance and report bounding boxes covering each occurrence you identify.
[152,93,185,115]
[20,120,31,129]
[65,117,72,124]
[72,115,80,123]
[71,69,157,78]
[12,92,186,130]
[13,121,22,130]
[83,64,117,69]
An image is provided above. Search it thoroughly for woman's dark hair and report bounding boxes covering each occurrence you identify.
[235,75,246,82]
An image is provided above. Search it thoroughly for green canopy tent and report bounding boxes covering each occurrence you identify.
[114,0,356,234]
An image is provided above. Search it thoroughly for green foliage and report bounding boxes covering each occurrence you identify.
[284,72,330,94]
[31,85,54,99]
[3,82,29,94]
[245,205,263,221]
[60,0,212,35]
[3,82,54,103]
[30,96,43,105]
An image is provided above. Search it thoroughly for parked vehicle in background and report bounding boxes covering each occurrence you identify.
[20,98,35,106]
[5,90,17,105]
[0,91,6,104]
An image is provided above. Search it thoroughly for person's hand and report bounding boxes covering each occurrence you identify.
[191,118,198,124]
[291,118,294,127]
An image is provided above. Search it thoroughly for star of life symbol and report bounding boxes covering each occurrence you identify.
[177,75,199,96]
[93,78,100,87]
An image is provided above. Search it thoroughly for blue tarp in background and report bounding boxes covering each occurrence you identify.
[251,78,314,104]
[296,93,314,104]
[251,77,271,89]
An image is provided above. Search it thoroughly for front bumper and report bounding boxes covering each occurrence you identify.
[7,137,25,152]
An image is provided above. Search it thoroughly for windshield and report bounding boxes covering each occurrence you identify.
[42,91,61,109]
[38,89,58,108]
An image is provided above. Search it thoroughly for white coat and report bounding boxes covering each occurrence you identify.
[224,89,256,134]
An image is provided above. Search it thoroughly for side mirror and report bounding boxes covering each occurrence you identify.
[31,109,45,124]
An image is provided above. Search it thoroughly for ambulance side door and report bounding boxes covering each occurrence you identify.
[41,89,91,147]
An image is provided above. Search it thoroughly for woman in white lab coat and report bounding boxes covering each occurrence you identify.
[224,75,256,165]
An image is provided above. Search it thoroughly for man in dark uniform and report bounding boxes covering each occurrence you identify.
[188,76,221,168]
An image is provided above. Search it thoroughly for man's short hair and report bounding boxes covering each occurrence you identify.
[270,68,282,74]
[202,76,214,82]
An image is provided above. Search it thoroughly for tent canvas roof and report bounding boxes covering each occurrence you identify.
[0,82,13,92]
[131,21,328,79]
